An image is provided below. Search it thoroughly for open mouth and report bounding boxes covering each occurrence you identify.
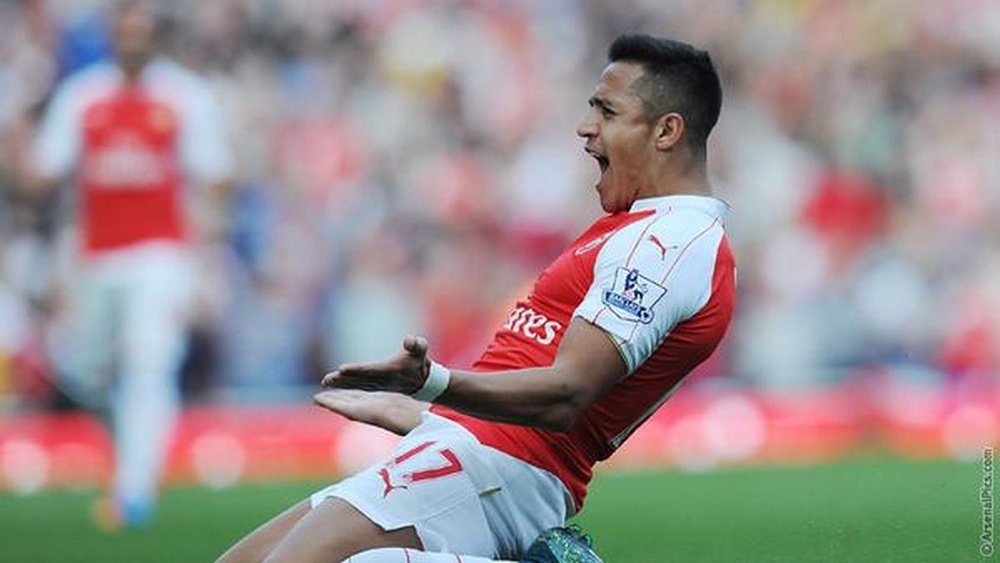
[585,147,609,174]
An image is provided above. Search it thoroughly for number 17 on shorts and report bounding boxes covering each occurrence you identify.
[377,440,464,498]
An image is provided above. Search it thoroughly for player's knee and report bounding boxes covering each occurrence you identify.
[341,547,412,563]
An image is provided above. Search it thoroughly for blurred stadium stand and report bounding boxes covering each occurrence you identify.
[1,0,998,490]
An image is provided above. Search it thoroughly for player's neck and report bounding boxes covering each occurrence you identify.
[119,57,150,84]
[640,159,712,199]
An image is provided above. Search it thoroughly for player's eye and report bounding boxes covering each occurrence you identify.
[589,98,615,118]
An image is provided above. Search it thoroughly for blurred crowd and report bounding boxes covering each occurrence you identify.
[1,0,998,411]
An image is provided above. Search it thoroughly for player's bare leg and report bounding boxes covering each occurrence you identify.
[346,548,507,562]
[216,499,311,562]
[262,497,422,563]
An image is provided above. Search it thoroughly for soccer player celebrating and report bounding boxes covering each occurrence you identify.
[28,0,233,528]
[220,33,733,563]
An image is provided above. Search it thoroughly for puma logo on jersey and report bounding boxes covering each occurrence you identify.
[647,234,676,260]
[503,306,562,345]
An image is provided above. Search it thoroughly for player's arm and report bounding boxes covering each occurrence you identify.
[440,318,625,430]
[322,318,626,432]
[313,389,428,436]
[22,81,82,197]
[179,76,236,239]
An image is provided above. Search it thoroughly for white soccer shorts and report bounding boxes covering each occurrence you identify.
[311,413,574,559]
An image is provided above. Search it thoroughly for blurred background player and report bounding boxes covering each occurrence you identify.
[25,0,233,528]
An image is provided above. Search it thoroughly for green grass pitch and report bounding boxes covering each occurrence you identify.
[0,457,981,562]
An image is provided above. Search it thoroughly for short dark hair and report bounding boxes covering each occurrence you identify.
[608,34,722,154]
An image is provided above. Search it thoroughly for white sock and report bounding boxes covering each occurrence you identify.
[343,547,516,563]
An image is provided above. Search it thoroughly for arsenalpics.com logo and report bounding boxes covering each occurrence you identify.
[602,267,666,324]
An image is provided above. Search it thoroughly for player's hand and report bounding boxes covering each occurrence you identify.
[313,389,427,436]
[320,335,430,395]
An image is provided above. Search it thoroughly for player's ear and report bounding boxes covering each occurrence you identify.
[654,112,684,151]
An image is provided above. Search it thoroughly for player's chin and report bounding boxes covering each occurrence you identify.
[599,196,617,213]
[596,181,623,213]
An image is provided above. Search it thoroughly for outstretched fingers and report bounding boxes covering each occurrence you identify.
[313,389,363,413]
[322,359,400,388]
[321,336,430,390]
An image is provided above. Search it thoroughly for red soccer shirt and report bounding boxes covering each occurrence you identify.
[34,59,232,254]
[77,88,185,251]
[434,195,736,510]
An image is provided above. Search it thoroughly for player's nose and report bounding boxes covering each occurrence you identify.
[576,111,598,139]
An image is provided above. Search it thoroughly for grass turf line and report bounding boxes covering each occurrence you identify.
[0,457,978,563]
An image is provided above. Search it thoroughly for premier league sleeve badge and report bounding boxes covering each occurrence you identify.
[602,267,667,324]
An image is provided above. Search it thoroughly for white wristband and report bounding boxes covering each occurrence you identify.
[412,361,450,402]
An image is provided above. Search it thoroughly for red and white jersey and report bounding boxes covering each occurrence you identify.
[34,58,232,254]
[434,195,736,510]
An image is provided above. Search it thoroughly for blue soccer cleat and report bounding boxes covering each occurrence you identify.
[520,525,603,563]
[93,495,154,532]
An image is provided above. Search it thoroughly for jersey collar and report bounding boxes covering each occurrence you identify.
[629,194,731,223]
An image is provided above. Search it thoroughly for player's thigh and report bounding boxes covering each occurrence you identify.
[120,249,195,377]
[216,499,311,563]
[264,497,421,563]
[74,269,118,376]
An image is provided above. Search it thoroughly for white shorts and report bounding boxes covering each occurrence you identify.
[311,413,573,559]
[60,241,195,403]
